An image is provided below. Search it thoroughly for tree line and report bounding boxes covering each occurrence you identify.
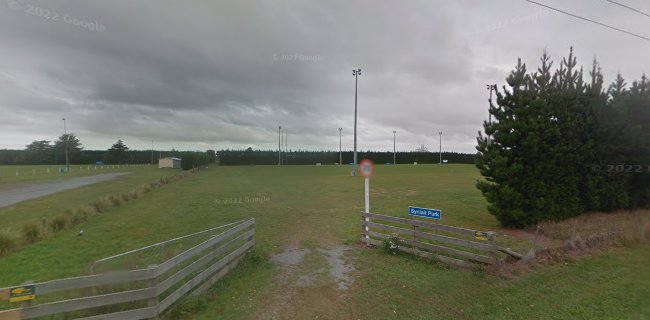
[0,135,216,166]
[476,48,649,227]
[0,133,474,167]
[217,149,476,165]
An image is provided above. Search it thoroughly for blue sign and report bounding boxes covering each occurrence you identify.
[409,206,442,220]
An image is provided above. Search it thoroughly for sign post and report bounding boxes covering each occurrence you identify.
[364,178,370,213]
[359,159,374,242]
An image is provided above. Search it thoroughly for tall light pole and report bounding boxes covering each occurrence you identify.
[339,128,343,165]
[62,118,69,172]
[486,84,497,145]
[392,130,396,165]
[352,68,361,176]
[278,125,282,166]
[438,131,442,165]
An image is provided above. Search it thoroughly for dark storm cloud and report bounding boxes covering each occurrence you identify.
[1,0,649,152]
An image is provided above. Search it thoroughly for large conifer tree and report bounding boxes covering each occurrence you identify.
[476,48,649,227]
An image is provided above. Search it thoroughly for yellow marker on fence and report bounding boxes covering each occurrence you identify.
[474,231,488,241]
[8,285,36,303]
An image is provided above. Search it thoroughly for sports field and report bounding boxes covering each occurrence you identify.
[0,165,647,319]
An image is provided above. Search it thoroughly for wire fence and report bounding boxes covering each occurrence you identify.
[0,164,152,178]
[90,219,248,274]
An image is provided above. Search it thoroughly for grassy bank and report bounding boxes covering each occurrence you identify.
[0,166,181,244]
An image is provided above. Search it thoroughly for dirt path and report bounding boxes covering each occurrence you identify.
[255,245,357,320]
[0,172,129,208]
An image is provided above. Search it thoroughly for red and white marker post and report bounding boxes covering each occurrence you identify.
[359,159,374,242]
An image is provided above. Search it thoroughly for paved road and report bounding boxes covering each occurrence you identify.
[0,173,130,208]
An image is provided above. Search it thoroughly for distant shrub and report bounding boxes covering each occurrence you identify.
[140,183,153,193]
[49,216,67,232]
[21,223,41,243]
[109,195,123,206]
[120,192,131,202]
[127,190,142,199]
[49,170,192,234]
[70,209,89,226]
[82,205,98,216]
[92,198,111,213]
[0,232,16,256]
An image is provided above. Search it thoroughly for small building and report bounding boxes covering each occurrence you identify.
[158,157,181,169]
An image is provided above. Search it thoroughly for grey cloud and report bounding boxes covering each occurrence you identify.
[0,0,648,152]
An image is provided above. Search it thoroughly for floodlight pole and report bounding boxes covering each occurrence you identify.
[486,84,497,145]
[352,68,361,176]
[339,128,342,165]
[278,125,282,166]
[62,118,69,172]
[439,131,442,164]
[285,128,288,165]
[392,130,396,165]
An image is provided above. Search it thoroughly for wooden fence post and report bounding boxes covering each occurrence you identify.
[147,265,160,320]
[411,216,417,246]
[487,231,498,265]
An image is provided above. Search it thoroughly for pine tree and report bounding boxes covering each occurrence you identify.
[54,133,83,165]
[622,75,650,207]
[476,58,540,226]
[475,48,649,227]
[108,139,129,164]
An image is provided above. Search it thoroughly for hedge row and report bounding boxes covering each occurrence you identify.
[217,150,476,166]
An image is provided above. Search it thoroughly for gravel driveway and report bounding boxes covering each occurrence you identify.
[0,172,130,208]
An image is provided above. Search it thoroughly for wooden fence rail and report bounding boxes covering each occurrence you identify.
[361,212,505,267]
[0,218,255,320]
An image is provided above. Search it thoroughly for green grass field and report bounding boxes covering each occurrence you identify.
[0,164,647,319]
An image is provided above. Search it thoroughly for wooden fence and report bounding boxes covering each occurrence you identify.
[362,212,521,266]
[0,218,255,320]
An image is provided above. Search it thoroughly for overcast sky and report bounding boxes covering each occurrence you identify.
[1,0,648,153]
